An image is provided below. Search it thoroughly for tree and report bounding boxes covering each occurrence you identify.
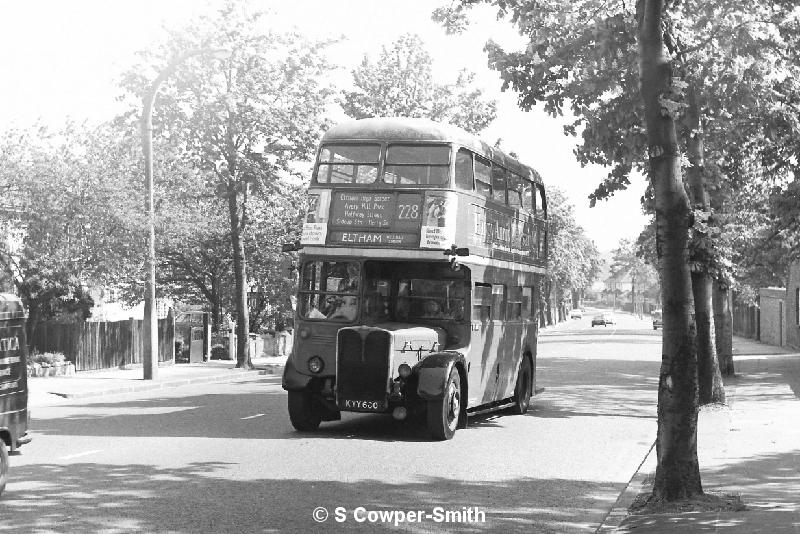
[118,1,336,368]
[434,0,800,502]
[0,122,145,336]
[341,33,497,133]
[610,238,658,316]
[547,187,602,319]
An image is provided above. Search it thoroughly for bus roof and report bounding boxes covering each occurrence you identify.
[321,117,543,184]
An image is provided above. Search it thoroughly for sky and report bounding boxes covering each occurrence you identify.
[0,0,649,252]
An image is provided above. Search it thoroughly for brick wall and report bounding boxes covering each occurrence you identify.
[786,262,800,350]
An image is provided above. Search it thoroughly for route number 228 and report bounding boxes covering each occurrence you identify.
[397,204,419,219]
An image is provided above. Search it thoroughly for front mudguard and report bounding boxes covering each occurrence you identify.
[281,357,312,391]
[415,352,467,401]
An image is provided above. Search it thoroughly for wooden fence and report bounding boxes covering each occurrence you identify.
[31,311,175,371]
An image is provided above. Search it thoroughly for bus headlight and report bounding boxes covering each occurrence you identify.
[398,363,412,379]
[299,327,311,339]
[308,356,324,374]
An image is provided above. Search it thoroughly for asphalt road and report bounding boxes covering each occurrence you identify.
[2,309,662,533]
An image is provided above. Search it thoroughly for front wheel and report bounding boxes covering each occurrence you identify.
[427,367,461,440]
[0,441,8,497]
[288,389,321,431]
[511,357,533,415]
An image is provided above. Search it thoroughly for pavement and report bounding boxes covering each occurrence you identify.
[599,336,800,533]
[26,355,287,406]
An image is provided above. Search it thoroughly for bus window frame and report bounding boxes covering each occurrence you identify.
[314,143,382,185]
[454,148,474,191]
[298,260,362,322]
[491,165,507,204]
[474,156,492,197]
[383,143,452,187]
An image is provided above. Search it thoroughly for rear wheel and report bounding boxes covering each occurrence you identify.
[288,389,321,431]
[512,357,533,415]
[0,441,8,497]
[427,367,461,440]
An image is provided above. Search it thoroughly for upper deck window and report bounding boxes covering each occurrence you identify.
[491,165,507,204]
[475,156,492,197]
[507,174,524,208]
[535,183,547,218]
[454,149,473,191]
[316,144,380,184]
[384,144,450,186]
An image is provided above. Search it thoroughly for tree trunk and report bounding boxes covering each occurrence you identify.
[210,275,222,334]
[638,0,703,501]
[685,88,725,405]
[692,272,725,404]
[713,281,734,376]
[228,190,252,369]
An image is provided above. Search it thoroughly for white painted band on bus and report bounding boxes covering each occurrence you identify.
[301,246,548,274]
[0,356,21,365]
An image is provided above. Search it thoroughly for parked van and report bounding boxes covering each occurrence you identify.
[0,294,30,497]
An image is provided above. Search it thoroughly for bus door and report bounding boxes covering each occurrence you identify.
[469,282,507,404]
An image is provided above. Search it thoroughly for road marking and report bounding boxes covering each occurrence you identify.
[60,449,103,460]
[240,413,266,420]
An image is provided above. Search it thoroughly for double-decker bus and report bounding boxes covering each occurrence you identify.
[282,117,548,440]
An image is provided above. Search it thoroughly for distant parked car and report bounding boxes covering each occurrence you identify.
[652,310,663,330]
[570,309,583,319]
[591,313,615,327]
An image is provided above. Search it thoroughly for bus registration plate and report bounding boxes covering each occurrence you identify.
[339,399,386,412]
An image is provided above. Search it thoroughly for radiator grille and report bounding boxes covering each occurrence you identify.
[336,329,390,409]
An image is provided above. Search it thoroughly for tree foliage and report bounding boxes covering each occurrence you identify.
[547,187,602,307]
[118,0,337,366]
[340,33,497,133]
[0,122,144,333]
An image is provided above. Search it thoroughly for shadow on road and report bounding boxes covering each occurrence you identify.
[1,462,625,533]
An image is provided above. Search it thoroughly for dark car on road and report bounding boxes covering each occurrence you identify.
[652,310,663,330]
[591,312,616,327]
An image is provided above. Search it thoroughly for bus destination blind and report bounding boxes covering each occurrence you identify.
[328,191,421,246]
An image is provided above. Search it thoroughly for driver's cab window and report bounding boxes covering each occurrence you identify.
[396,279,465,322]
[300,260,361,322]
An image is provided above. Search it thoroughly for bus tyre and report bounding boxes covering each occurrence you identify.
[288,389,321,432]
[0,441,8,497]
[427,367,461,440]
[512,357,532,415]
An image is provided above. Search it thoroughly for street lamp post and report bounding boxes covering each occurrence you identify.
[141,48,229,380]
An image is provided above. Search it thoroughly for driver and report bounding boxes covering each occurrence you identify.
[327,296,357,321]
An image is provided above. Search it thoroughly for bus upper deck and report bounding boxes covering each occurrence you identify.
[299,117,547,269]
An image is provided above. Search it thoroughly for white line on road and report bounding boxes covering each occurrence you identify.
[60,449,103,460]
[240,413,266,420]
